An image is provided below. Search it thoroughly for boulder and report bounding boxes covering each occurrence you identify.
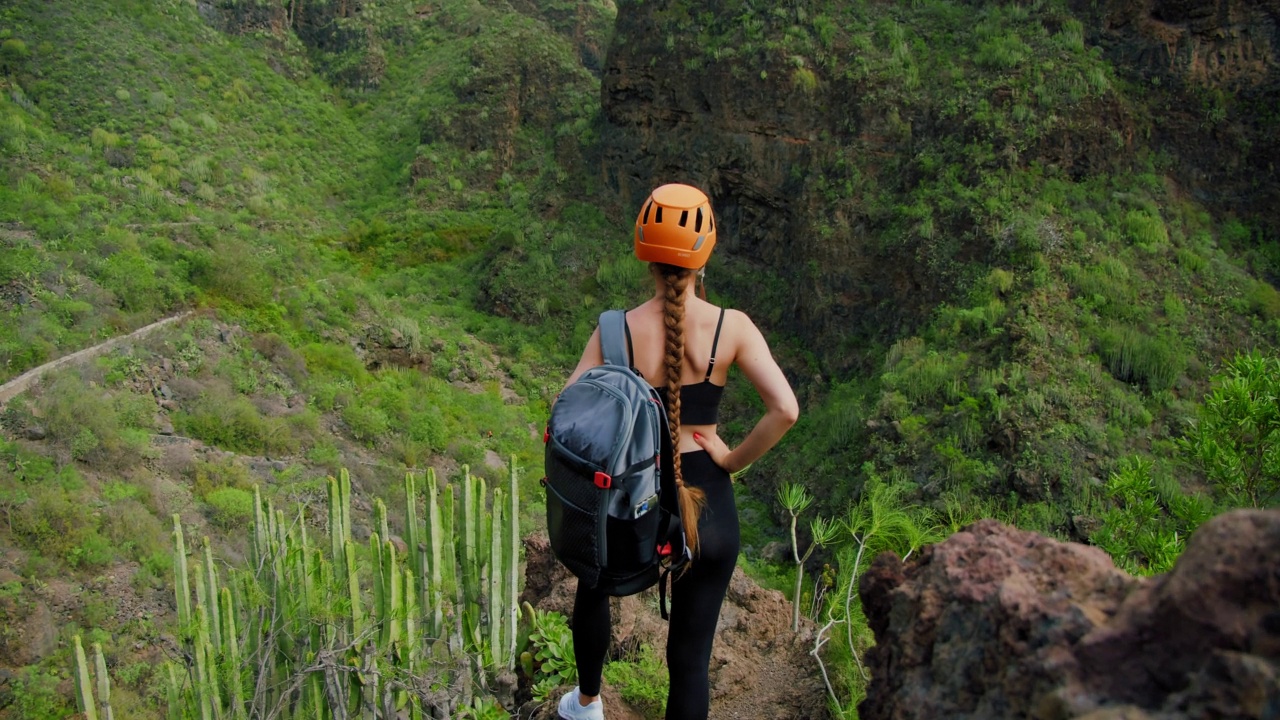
[859,510,1280,720]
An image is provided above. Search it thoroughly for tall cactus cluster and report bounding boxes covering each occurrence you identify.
[130,462,522,719]
[73,635,114,720]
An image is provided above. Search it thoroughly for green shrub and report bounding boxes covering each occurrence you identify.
[68,531,114,568]
[205,487,255,529]
[301,342,370,384]
[603,644,668,717]
[147,90,174,115]
[1246,280,1280,320]
[1179,351,1280,506]
[10,485,107,567]
[191,456,255,498]
[342,403,390,444]
[974,32,1030,69]
[792,67,817,94]
[1096,325,1186,392]
[882,340,968,404]
[0,38,29,71]
[175,391,279,454]
[38,374,150,468]
[100,497,167,563]
[1124,210,1169,251]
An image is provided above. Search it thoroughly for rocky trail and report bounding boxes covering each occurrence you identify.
[0,311,195,407]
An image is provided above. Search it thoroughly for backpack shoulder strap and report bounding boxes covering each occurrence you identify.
[598,310,633,368]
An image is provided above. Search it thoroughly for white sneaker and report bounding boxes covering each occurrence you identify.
[557,687,604,720]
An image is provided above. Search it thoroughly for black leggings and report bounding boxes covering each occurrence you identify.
[572,450,739,720]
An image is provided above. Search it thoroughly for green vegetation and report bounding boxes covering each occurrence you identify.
[0,0,1275,717]
[1180,352,1280,507]
[150,466,521,718]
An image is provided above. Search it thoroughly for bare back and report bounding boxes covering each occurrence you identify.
[565,295,796,457]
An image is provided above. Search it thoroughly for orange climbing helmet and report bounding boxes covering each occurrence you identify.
[634,183,717,269]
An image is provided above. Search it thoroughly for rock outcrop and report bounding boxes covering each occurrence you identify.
[1066,0,1280,237]
[520,534,829,720]
[859,510,1280,719]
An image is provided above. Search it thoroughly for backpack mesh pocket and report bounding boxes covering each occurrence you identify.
[545,479,601,586]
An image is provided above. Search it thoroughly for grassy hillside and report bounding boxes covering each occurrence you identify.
[0,0,1276,717]
[0,0,613,716]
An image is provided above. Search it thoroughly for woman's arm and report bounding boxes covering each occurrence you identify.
[694,311,798,473]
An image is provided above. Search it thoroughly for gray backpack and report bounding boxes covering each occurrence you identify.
[543,310,687,602]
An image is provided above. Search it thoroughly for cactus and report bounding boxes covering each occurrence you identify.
[252,485,268,569]
[193,606,216,720]
[93,642,114,720]
[460,466,477,606]
[426,470,445,639]
[203,542,221,651]
[375,497,390,551]
[345,540,363,643]
[165,664,183,720]
[219,586,246,720]
[507,456,521,666]
[172,515,191,636]
[404,473,422,579]
[125,461,525,718]
[487,489,505,666]
[73,635,99,720]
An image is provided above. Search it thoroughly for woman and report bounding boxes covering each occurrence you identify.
[557,183,799,720]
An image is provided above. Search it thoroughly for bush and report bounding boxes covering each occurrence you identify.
[1096,325,1186,392]
[37,374,150,468]
[10,485,109,567]
[1246,280,1280,320]
[191,456,255,498]
[343,403,390,444]
[301,342,370,385]
[792,67,817,94]
[1124,210,1169,251]
[175,390,280,454]
[205,487,255,529]
[603,644,668,717]
[1179,351,1280,506]
[0,38,29,71]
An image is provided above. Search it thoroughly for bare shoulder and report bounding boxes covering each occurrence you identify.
[720,308,768,358]
[723,308,763,340]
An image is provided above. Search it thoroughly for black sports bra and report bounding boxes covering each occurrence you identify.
[654,308,726,426]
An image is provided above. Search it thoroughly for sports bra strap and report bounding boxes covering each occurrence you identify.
[704,307,726,381]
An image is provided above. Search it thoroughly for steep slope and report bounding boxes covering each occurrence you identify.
[595,0,1279,535]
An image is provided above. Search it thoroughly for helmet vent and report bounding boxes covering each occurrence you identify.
[679,210,689,227]
[695,208,704,232]
[655,206,663,223]
[643,201,653,225]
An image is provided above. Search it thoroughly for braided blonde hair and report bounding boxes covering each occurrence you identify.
[654,262,708,556]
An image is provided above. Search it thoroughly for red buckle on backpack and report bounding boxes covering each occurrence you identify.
[657,542,672,557]
[543,426,549,443]
[593,472,612,489]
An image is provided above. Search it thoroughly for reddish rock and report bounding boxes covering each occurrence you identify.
[859,510,1280,720]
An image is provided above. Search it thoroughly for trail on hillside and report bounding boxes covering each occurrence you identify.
[0,311,195,407]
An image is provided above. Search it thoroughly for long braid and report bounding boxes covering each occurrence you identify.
[657,262,708,557]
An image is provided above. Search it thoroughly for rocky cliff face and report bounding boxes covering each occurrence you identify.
[599,0,1280,364]
[858,510,1280,719]
[600,4,886,362]
[1067,0,1280,242]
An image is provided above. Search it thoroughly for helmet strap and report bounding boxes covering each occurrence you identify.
[697,268,707,300]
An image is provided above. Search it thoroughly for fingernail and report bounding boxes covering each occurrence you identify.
[693,432,702,440]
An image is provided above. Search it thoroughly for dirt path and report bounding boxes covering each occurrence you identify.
[0,311,194,407]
